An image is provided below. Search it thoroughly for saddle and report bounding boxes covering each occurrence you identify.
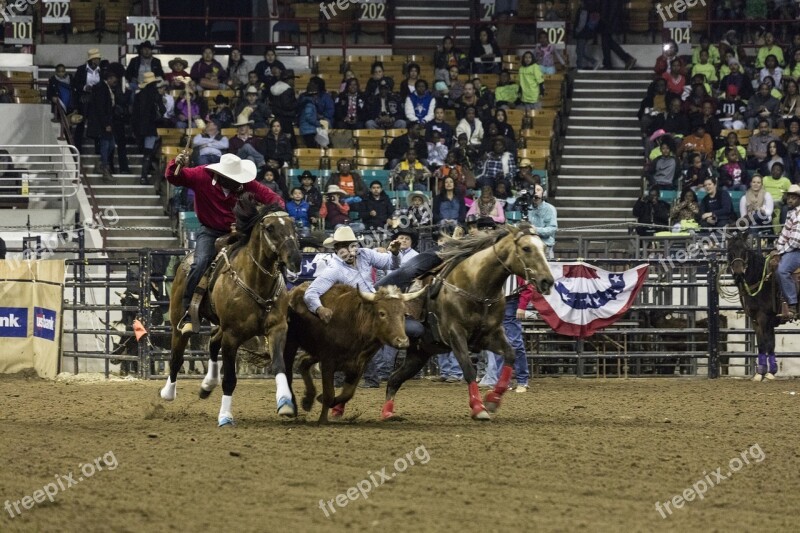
[183,232,239,335]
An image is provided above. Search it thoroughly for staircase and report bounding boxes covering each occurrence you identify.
[554,70,652,235]
[392,0,472,54]
[38,67,180,249]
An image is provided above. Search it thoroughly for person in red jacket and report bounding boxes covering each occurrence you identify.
[165,152,285,326]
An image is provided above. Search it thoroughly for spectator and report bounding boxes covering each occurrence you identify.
[691,35,721,67]
[783,117,800,177]
[682,80,711,115]
[494,70,519,109]
[225,47,251,91]
[633,186,670,236]
[427,130,449,168]
[262,119,293,185]
[193,121,229,166]
[534,30,567,75]
[287,187,311,227]
[519,51,545,110]
[244,70,264,95]
[399,62,421,101]
[310,76,335,124]
[360,180,393,229]
[683,152,716,191]
[407,191,432,227]
[158,75,174,126]
[425,106,454,146]
[385,123,428,169]
[526,183,558,258]
[227,112,265,171]
[451,81,490,122]
[405,80,436,125]
[299,171,322,224]
[297,81,323,148]
[364,61,394,96]
[269,70,298,137]
[776,184,800,318]
[699,176,735,228]
[677,123,713,163]
[47,64,74,118]
[493,108,516,142]
[661,97,691,137]
[174,88,200,128]
[599,0,636,70]
[756,31,785,68]
[760,54,784,88]
[391,149,431,191]
[788,49,800,81]
[334,78,367,129]
[87,68,119,182]
[131,73,166,185]
[441,65,465,104]
[455,106,484,149]
[647,141,680,190]
[319,185,350,229]
[364,79,406,130]
[759,140,788,177]
[469,26,501,74]
[477,138,517,189]
[763,163,792,215]
[338,69,356,94]
[467,184,505,223]
[434,151,470,195]
[209,95,234,129]
[165,57,190,89]
[254,47,286,87]
[638,78,669,136]
[719,147,747,191]
[691,50,718,83]
[434,35,467,82]
[514,158,540,191]
[261,168,281,194]
[125,40,164,95]
[669,188,700,225]
[662,58,686,100]
[717,85,747,130]
[746,83,781,129]
[72,48,103,153]
[433,175,467,228]
[747,119,779,169]
[719,58,752,100]
[453,132,480,170]
[190,45,227,90]
[780,80,800,124]
[741,175,775,230]
[573,0,600,70]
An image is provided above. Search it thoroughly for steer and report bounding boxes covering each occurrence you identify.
[284,282,423,424]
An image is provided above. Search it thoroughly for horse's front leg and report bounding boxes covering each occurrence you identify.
[481,329,515,414]
[267,319,295,416]
[160,325,190,401]
[217,333,239,427]
[753,315,769,381]
[763,313,778,380]
[444,327,490,421]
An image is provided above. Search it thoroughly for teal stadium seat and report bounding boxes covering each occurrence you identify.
[287,168,332,189]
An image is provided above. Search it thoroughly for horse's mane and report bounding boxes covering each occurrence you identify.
[438,227,511,263]
[230,193,285,254]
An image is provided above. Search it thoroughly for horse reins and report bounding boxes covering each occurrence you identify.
[492,228,544,292]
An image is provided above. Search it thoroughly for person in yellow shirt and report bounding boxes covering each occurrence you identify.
[756,32,785,68]
[518,50,544,111]
[691,50,718,83]
[691,36,720,66]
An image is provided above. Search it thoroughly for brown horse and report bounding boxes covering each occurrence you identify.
[381,223,554,421]
[727,231,781,381]
[160,196,302,426]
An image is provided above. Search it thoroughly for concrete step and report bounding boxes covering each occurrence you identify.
[557,174,641,185]
[104,215,173,228]
[105,236,181,249]
[85,184,159,196]
[564,135,643,147]
[569,109,639,118]
[562,146,643,157]
[573,88,645,99]
[92,194,164,208]
[557,185,640,198]
[105,205,167,217]
[566,124,641,134]
[106,227,175,238]
[560,164,642,176]
[554,198,635,210]
[575,70,654,81]
[559,154,643,162]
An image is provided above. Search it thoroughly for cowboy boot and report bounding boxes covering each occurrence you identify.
[766,353,778,380]
[780,301,795,321]
[140,149,153,185]
[754,353,767,381]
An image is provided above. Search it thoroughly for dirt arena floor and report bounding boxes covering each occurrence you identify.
[1,372,798,532]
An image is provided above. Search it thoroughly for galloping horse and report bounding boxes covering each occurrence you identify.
[727,231,781,380]
[382,223,554,421]
[160,195,302,425]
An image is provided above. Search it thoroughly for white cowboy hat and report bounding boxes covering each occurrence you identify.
[787,184,800,196]
[407,191,428,205]
[246,86,260,95]
[325,184,348,196]
[206,154,257,184]
[139,72,161,89]
[331,226,358,244]
[232,108,254,127]
[87,48,101,60]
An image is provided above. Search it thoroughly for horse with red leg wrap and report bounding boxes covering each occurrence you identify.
[382,223,554,421]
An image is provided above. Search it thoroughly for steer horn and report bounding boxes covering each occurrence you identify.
[359,291,377,302]
[401,288,426,301]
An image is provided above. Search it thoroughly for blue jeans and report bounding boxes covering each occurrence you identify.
[437,352,463,378]
[198,153,221,166]
[364,345,398,385]
[576,38,596,69]
[184,225,227,309]
[484,297,530,385]
[778,250,800,305]
[236,143,265,168]
[99,133,115,166]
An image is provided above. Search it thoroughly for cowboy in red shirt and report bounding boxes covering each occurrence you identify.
[166,152,284,328]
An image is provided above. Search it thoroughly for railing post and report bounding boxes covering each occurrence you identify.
[707,253,720,379]
[139,249,152,379]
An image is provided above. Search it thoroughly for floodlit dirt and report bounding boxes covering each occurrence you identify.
[0,373,797,532]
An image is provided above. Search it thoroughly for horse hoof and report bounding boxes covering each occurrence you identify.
[765,373,776,380]
[218,414,235,427]
[330,404,345,419]
[198,388,213,400]
[753,374,764,382]
[277,397,296,417]
[471,408,491,421]
[381,400,395,421]
[301,396,314,412]
[484,391,502,413]
[160,387,176,402]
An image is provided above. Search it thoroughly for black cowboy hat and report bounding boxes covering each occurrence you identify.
[392,227,418,248]
[300,170,316,182]
[476,216,497,230]
[138,40,154,51]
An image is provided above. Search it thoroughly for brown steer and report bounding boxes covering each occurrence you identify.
[283,282,423,424]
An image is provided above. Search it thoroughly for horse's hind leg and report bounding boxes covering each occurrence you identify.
[217,333,239,427]
[199,327,222,399]
[160,330,190,401]
[382,347,432,421]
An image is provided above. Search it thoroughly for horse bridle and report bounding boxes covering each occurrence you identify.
[255,212,297,272]
[493,227,545,291]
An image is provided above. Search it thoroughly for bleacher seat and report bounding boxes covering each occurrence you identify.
[287,168,332,188]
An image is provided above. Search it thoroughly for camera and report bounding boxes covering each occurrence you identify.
[516,189,531,217]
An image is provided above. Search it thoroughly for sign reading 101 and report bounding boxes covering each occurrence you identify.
[5,16,33,45]
[126,16,159,47]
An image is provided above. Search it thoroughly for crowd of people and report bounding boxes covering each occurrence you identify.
[634,30,800,236]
